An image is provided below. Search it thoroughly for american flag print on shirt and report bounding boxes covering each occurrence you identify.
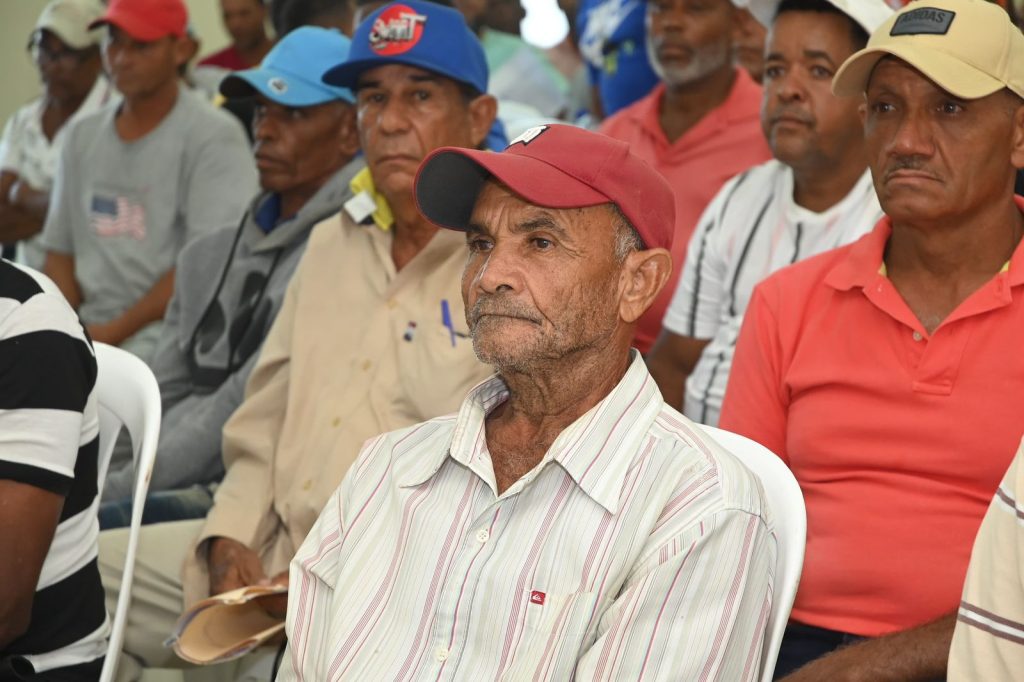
[278,352,777,681]
[90,194,146,240]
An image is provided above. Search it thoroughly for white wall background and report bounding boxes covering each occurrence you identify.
[0,0,572,125]
[0,0,230,125]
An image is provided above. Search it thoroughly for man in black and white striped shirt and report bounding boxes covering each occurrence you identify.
[647,0,890,426]
[0,260,107,680]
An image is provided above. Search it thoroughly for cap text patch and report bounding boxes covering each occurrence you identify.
[370,5,427,55]
[890,8,956,36]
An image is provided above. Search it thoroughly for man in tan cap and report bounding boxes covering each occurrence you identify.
[0,0,109,269]
[719,0,1024,678]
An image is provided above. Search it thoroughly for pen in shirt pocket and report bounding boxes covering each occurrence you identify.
[440,299,470,346]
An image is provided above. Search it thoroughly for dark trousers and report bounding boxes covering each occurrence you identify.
[774,622,945,681]
[0,655,103,681]
[774,622,865,679]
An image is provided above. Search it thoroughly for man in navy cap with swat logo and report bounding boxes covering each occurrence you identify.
[277,123,776,681]
[150,0,497,673]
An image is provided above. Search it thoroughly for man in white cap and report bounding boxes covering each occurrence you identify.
[721,0,1024,678]
[647,0,890,426]
[0,0,110,269]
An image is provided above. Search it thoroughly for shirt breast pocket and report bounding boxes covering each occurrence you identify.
[396,320,488,421]
[503,588,601,680]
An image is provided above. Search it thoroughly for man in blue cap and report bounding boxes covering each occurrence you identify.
[178,0,496,643]
[95,26,362,679]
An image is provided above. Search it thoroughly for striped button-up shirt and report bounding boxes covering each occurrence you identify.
[949,437,1024,681]
[279,353,776,681]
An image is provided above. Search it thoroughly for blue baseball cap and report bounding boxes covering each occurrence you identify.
[322,1,488,94]
[220,26,355,106]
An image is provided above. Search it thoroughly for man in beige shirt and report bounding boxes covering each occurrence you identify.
[97,2,498,677]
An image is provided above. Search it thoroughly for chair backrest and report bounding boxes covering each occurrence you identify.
[700,425,806,682]
[93,343,162,682]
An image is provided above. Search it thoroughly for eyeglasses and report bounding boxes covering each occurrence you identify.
[28,41,90,67]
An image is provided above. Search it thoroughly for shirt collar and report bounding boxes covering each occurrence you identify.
[401,351,664,514]
[348,166,394,231]
[253,193,282,232]
[825,196,1024,292]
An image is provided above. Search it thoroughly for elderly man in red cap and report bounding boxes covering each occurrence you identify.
[40,0,256,365]
[277,124,776,681]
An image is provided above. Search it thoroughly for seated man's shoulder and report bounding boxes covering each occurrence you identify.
[1,261,73,316]
[0,263,87,356]
[649,409,771,522]
[345,414,461,486]
[57,104,110,155]
[598,90,655,137]
[707,159,785,219]
[179,222,240,263]
[301,211,357,257]
[756,236,863,305]
[179,93,249,144]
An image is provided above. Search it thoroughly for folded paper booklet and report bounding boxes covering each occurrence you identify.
[169,585,287,665]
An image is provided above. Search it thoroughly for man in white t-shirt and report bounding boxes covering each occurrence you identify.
[646,0,890,426]
[0,0,110,269]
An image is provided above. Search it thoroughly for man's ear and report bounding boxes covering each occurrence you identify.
[173,35,198,69]
[467,93,499,150]
[337,103,361,159]
[1010,98,1024,171]
[618,247,672,324]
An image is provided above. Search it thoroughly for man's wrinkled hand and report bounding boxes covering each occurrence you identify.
[207,536,266,597]
[256,569,289,619]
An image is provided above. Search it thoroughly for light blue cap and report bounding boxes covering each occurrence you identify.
[220,26,355,105]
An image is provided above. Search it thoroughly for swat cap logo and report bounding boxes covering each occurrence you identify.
[268,77,288,94]
[369,4,428,56]
[507,125,549,148]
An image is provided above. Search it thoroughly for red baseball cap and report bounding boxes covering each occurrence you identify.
[414,124,675,251]
[90,0,188,41]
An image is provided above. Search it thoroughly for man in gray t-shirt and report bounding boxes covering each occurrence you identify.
[41,0,257,364]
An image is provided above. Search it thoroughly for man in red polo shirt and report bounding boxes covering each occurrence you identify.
[721,0,1024,679]
[198,0,272,71]
[599,0,771,354]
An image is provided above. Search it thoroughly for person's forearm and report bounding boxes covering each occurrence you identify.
[0,203,44,243]
[782,614,956,682]
[43,251,81,309]
[13,185,49,222]
[100,269,176,345]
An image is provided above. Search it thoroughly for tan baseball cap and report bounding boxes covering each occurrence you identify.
[832,0,1024,100]
[33,0,105,49]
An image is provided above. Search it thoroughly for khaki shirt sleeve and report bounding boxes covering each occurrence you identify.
[181,258,300,605]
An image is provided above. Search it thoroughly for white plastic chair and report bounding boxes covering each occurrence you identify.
[93,343,162,682]
[700,425,806,682]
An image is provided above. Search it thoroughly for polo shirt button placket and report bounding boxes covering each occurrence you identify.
[912,331,923,342]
